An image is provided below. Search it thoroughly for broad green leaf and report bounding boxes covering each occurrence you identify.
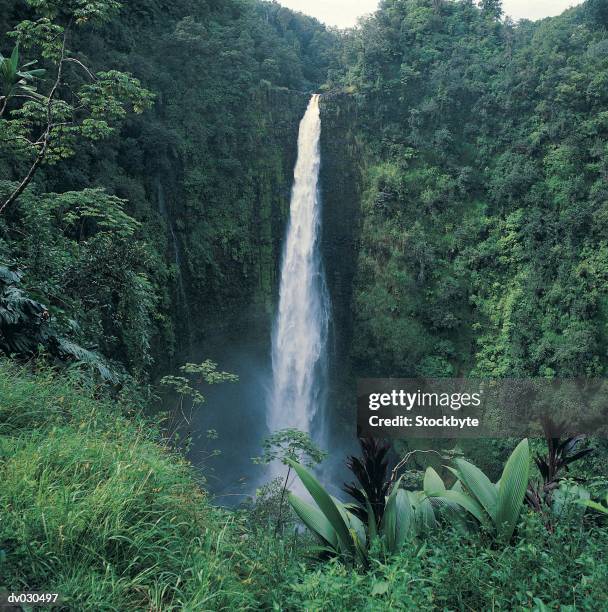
[21,68,45,79]
[578,499,608,515]
[332,496,367,550]
[288,493,338,549]
[365,496,378,540]
[496,439,530,541]
[394,489,413,546]
[411,491,436,531]
[10,44,19,73]
[352,527,368,565]
[383,479,413,553]
[423,466,445,493]
[382,489,398,552]
[454,458,497,521]
[429,489,488,526]
[1,60,14,89]
[287,459,355,557]
[382,478,401,552]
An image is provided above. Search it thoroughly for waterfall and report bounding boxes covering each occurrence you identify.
[156,177,193,351]
[268,94,330,439]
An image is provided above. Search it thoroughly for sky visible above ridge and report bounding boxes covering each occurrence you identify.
[277,0,585,29]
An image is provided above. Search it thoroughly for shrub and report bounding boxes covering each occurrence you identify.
[275,514,608,611]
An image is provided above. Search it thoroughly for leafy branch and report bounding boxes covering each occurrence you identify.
[0,2,154,213]
[254,428,326,533]
[160,360,238,421]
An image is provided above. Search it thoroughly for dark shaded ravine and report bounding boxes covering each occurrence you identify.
[172,94,364,502]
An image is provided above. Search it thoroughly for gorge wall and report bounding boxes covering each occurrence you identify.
[319,95,364,421]
[4,0,608,395]
[0,0,337,376]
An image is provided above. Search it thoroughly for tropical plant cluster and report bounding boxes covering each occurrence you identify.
[1,362,607,609]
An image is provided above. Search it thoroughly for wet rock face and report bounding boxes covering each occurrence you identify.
[319,95,364,382]
[175,88,310,356]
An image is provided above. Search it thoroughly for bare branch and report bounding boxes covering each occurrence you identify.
[3,136,40,147]
[387,449,443,493]
[64,57,97,81]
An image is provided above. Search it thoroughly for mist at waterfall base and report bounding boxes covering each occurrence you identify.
[171,341,355,505]
[168,95,357,505]
[179,339,273,505]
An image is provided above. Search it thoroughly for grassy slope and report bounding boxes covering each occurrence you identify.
[0,361,262,610]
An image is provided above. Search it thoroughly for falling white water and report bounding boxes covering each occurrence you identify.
[268,94,329,438]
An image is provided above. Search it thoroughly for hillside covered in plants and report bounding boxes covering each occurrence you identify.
[1,0,608,609]
[340,0,608,383]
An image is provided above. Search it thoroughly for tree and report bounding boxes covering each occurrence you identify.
[254,429,326,533]
[0,265,117,381]
[0,0,154,213]
[586,0,608,24]
[480,0,503,19]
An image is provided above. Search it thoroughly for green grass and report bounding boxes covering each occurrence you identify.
[0,362,260,610]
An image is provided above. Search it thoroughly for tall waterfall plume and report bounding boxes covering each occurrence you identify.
[268,94,330,438]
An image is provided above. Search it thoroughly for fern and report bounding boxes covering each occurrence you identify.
[54,338,119,383]
[0,265,118,382]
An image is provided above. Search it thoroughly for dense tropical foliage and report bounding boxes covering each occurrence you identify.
[336,0,608,382]
[1,0,608,609]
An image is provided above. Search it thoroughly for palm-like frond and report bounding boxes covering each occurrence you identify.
[428,440,530,542]
[0,44,45,98]
[343,438,391,527]
[53,337,118,383]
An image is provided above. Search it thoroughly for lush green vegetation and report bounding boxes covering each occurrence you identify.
[323,0,608,490]
[1,361,607,609]
[334,0,608,382]
[1,0,608,609]
[0,0,337,375]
